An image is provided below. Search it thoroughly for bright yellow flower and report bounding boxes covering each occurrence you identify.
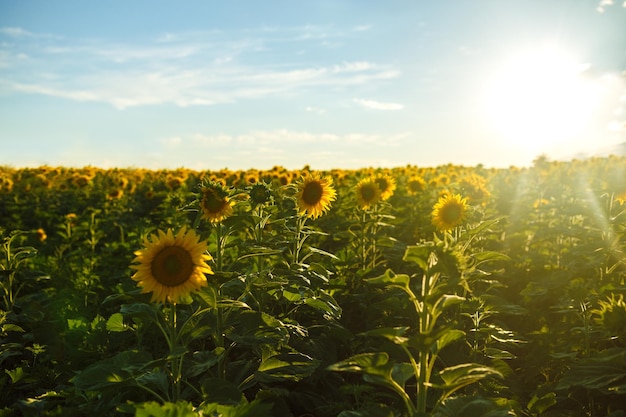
[130,227,213,304]
[355,178,381,209]
[296,174,337,219]
[374,174,396,201]
[406,176,426,195]
[432,193,469,232]
[35,228,47,242]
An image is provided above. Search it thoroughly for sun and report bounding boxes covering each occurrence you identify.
[482,44,599,154]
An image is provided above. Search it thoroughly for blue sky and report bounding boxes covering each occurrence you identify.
[1,0,625,171]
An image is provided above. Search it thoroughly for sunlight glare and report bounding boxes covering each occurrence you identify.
[483,44,600,153]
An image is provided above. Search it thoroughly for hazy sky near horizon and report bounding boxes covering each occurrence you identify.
[1,0,625,171]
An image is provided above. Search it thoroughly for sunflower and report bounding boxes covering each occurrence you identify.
[615,190,626,205]
[355,178,381,209]
[374,174,396,201]
[296,174,337,219]
[406,176,426,195]
[131,227,213,304]
[431,193,469,232]
[249,182,272,207]
[200,183,234,223]
[35,228,47,242]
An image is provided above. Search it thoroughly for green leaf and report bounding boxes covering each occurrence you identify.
[362,326,410,345]
[484,348,516,360]
[5,367,25,383]
[187,348,225,378]
[434,395,515,417]
[225,311,289,346]
[435,363,502,402]
[195,285,218,309]
[106,313,128,332]
[464,218,502,238]
[365,269,410,288]
[435,329,465,353]
[470,251,510,266]
[255,351,321,382]
[134,400,198,417]
[71,350,153,391]
[557,348,626,393]
[307,246,339,260]
[403,244,432,271]
[328,352,413,388]
[201,399,273,417]
[303,291,342,320]
[1,323,25,333]
[201,377,245,405]
[120,303,159,323]
[527,392,556,414]
[327,352,391,375]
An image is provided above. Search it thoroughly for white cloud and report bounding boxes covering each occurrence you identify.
[0,27,35,38]
[305,106,326,114]
[597,0,614,12]
[0,26,398,109]
[161,136,182,147]
[353,98,404,110]
[166,129,409,149]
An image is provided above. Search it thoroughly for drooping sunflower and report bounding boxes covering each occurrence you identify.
[355,178,381,209]
[295,174,337,219]
[374,174,396,201]
[131,227,213,304]
[200,182,234,223]
[431,193,469,232]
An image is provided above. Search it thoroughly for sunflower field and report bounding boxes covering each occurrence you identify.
[1,156,625,417]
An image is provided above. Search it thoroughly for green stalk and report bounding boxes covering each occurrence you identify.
[216,223,223,272]
[360,210,367,271]
[169,303,182,401]
[417,271,431,414]
[255,205,265,273]
[292,215,306,266]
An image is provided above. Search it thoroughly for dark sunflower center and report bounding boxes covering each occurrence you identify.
[203,190,227,213]
[375,179,389,193]
[250,186,270,204]
[441,203,462,224]
[409,180,423,192]
[302,181,324,205]
[151,246,194,287]
[361,185,378,202]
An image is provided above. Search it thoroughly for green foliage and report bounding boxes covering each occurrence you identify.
[0,158,625,415]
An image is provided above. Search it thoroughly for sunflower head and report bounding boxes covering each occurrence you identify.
[355,178,381,209]
[406,176,426,195]
[374,174,396,201]
[35,228,47,242]
[199,182,234,224]
[432,193,469,232]
[130,227,213,304]
[249,182,272,207]
[107,188,124,200]
[594,294,626,337]
[615,190,626,206]
[295,174,337,219]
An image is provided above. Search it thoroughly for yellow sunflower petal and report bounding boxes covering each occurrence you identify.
[130,227,214,304]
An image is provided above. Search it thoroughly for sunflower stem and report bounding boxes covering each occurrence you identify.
[216,294,226,380]
[169,302,182,402]
[255,204,265,273]
[292,215,306,266]
[216,223,223,272]
[371,205,379,269]
[358,210,366,271]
